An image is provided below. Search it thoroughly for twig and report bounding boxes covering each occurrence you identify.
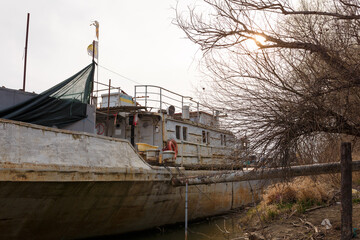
[223,219,230,233]
[215,223,230,234]
[288,209,297,218]
[291,222,302,227]
[303,220,319,233]
[305,204,329,213]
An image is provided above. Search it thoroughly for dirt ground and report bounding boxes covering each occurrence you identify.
[242,203,360,240]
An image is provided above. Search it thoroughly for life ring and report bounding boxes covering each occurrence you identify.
[96,123,105,135]
[166,139,178,159]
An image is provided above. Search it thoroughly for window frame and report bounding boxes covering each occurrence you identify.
[175,125,181,140]
[182,126,188,141]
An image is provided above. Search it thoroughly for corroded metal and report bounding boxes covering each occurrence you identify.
[0,169,261,240]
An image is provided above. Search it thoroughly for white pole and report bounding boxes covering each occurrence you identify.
[96,37,99,98]
[185,181,188,240]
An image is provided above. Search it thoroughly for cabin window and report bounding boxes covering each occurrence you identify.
[176,125,181,139]
[224,135,226,146]
[207,132,210,144]
[183,127,188,141]
[202,130,206,143]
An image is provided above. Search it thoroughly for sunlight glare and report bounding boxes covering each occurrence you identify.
[245,35,267,51]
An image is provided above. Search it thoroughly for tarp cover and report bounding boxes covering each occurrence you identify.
[0,62,95,127]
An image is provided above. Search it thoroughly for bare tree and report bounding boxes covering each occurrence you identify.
[176,0,360,165]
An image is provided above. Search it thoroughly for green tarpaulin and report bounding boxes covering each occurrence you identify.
[0,62,95,128]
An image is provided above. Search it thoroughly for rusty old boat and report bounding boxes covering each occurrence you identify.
[0,63,262,239]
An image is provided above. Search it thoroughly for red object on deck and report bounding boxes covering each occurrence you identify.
[166,139,178,159]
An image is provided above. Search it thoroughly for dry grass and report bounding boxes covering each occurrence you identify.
[241,176,338,224]
[240,161,360,225]
[354,172,360,186]
[264,177,334,205]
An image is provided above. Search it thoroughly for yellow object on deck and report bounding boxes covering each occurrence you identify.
[136,143,158,152]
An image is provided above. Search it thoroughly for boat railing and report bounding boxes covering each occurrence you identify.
[92,81,123,108]
[134,85,216,117]
[91,83,226,127]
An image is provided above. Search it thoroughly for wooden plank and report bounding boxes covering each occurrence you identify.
[341,142,352,240]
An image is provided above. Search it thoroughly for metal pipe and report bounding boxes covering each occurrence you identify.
[197,103,200,123]
[145,86,148,109]
[91,40,95,104]
[182,96,184,113]
[118,88,121,106]
[171,160,360,186]
[185,181,188,240]
[106,79,111,136]
[160,88,162,111]
[181,140,184,167]
[96,39,99,98]
[23,13,30,91]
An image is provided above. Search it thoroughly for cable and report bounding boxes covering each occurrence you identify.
[98,64,142,84]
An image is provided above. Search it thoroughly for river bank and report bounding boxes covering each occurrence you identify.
[95,174,360,240]
[92,202,360,240]
[242,202,360,240]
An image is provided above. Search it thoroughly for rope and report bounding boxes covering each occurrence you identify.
[98,64,142,84]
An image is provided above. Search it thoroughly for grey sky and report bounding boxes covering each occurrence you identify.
[1,0,202,97]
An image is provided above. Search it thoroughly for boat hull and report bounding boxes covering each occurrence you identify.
[0,119,262,239]
[0,178,260,239]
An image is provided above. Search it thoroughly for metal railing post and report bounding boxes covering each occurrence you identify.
[182,96,184,112]
[145,86,148,108]
[160,88,162,111]
[118,88,121,106]
[106,79,111,136]
[185,180,188,240]
[197,102,200,122]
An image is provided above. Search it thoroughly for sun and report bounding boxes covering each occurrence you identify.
[254,35,266,45]
[245,35,267,51]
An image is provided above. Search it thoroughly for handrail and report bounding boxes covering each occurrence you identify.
[134,85,216,116]
[92,83,222,121]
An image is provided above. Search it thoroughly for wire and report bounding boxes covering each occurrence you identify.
[98,64,142,85]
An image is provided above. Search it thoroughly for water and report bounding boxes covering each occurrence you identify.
[97,212,247,240]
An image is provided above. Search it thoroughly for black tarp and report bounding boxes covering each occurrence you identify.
[0,62,95,128]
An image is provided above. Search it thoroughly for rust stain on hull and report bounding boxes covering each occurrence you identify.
[0,119,264,239]
[0,168,263,240]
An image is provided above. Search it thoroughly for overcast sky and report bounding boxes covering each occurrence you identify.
[1,0,203,98]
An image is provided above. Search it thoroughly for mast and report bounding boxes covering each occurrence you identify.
[23,13,30,91]
[89,21,99,105]
[91,40,95,104]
